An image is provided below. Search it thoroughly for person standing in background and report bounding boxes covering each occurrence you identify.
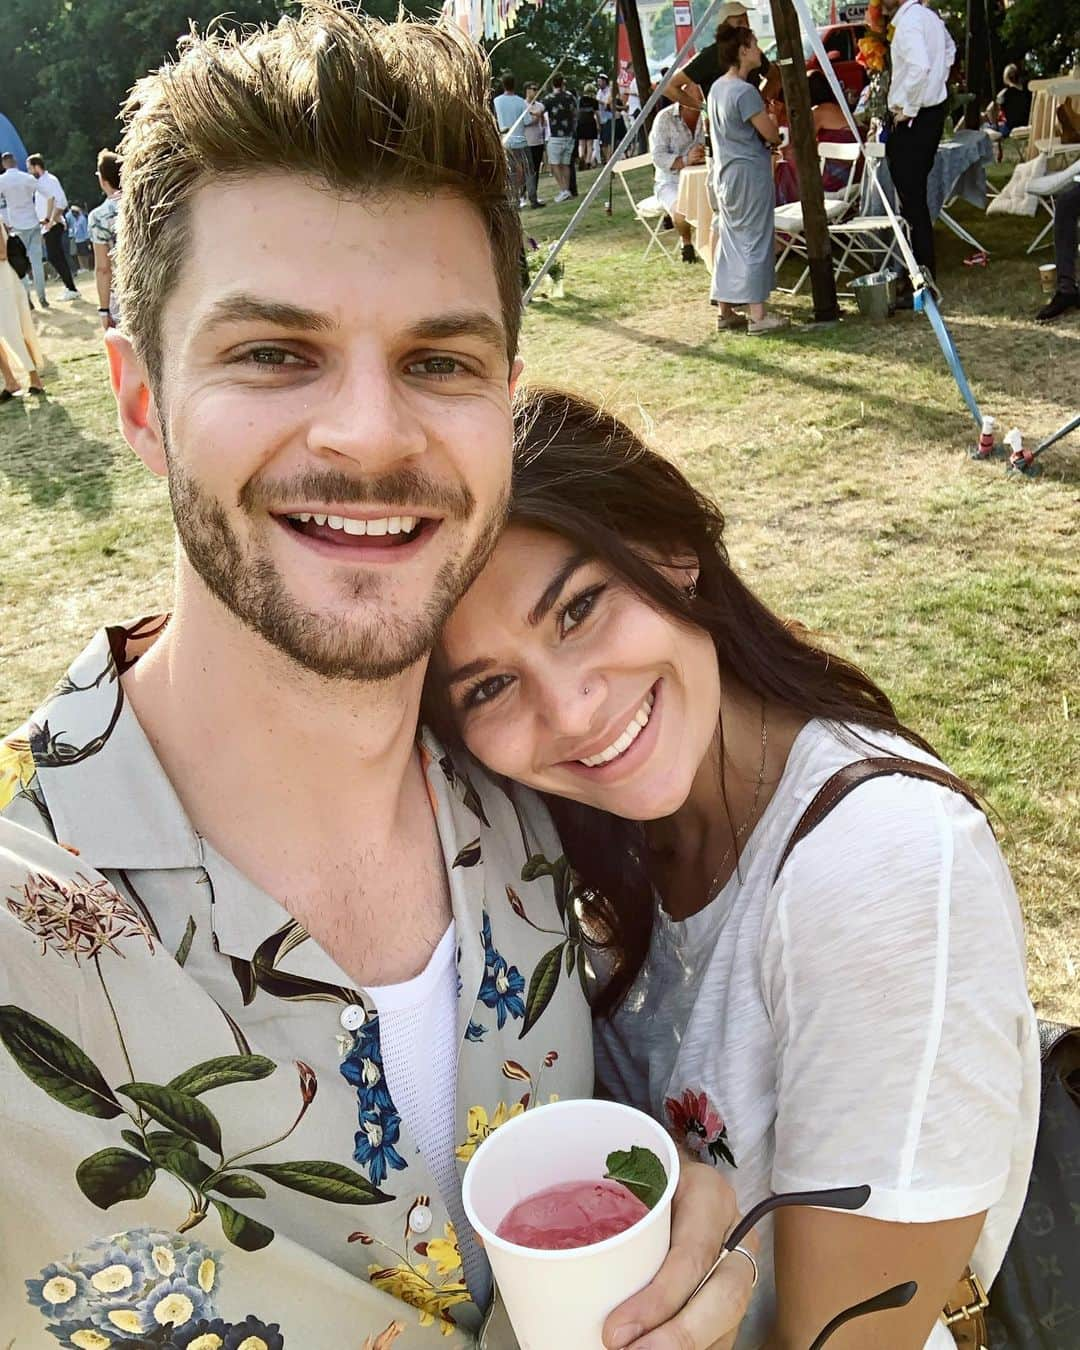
[577,82,600,168]
[27,153,81,300]
[541,75,578,203]
[883,0,955,293]
[597,73,614,160]
[665,2,770,111]
[87,148,122,329]
[492,74,532,209]
[0,221,46,397]
[70,204,93,271]
[522,83,547,209]
[0,152,48,309]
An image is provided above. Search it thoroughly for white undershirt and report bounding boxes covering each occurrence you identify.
[364,921,491,1305]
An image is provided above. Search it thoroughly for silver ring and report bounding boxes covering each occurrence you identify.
[730,1244,759,1289]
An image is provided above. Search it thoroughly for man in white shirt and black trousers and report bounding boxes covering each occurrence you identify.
[883,0,955,300]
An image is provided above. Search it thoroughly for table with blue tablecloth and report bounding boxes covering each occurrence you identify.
[860,128,995,253]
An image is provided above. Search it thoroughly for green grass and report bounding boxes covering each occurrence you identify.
[1,163,1077,1017]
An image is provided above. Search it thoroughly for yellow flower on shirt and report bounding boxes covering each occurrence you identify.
[0,736,34,811]
[425,1223,463,1278]
[368,1261,471,1335]
[455,1101,525,1161]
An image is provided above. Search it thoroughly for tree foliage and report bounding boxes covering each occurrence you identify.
[484,0,615,93]
[1000,0,1080,77]
[0,0,616,208]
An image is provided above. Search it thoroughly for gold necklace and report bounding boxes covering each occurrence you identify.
[706,702,768,898]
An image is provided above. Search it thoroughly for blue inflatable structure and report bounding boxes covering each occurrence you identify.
[0,112,29,168]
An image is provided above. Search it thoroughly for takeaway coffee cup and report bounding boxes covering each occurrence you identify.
[1039,263,1057,293]
[462,1099,680,1349]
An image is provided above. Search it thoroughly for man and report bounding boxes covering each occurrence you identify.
[665,2,769,111]
[492,73,532,209]
[27,152,81,300]
[522,82,547,208]
[883,0,955,288]
[70,202,94,272]
[0,151,48,307]
[597,73,614,161]
[1035,179,1080,322]
[0,6,752,1347]
[88,148,122,328]
[541,75,578,204]
[649,99,707,262]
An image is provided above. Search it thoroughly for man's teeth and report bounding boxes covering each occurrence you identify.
[286,513,418,536]
[580,692,655,768]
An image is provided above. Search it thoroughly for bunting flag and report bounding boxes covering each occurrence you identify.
[440,0,544,41]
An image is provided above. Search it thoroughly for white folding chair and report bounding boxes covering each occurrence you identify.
[827,145,911,292]
[774,141,862,295]
[611,153,678,262]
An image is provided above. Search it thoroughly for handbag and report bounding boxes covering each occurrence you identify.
[777,756,1078,1350]
[5,231,30,280]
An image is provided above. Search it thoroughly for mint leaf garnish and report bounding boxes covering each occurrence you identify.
[605,1145,668,1210]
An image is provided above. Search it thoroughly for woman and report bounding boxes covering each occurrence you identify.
[708,24,788,335]
[431,389,1039,1349]
[808,71,860,191]
[0,221,46,399]
[577,82,601,169]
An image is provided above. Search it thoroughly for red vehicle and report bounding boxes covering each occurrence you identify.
[763,21,868,107]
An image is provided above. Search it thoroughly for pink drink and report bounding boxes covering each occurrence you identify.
[497,1178,649,1250]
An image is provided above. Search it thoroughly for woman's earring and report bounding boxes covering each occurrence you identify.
[685,577,698,599]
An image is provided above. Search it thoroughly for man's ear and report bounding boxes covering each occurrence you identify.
[104,331,167,477]
[508,355,525,400]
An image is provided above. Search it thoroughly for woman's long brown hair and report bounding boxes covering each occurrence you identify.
[427,388,940,1017]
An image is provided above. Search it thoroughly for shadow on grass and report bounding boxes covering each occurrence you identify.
[549,294,963,442]
[0,391,117,516]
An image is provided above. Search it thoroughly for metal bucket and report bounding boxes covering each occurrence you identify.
[851,270,896,319]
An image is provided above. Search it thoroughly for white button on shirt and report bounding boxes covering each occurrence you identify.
[888,0,956,121]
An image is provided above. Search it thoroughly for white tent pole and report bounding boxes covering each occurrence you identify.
[500,0,613,148]
[523,0,721,305]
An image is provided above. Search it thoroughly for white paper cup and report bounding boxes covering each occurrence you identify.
[462,1099,680,1349]
[1039,263,1057,293]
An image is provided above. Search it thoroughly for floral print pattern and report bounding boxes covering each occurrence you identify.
[665,1088,737,1168]
[0,619,594,1346]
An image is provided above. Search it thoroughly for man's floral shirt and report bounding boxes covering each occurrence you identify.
[0,619,594,1349]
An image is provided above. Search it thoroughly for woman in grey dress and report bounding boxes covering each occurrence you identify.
[708,24,790,334]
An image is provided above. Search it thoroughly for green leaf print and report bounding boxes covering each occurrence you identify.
[0,1005,123,1119]
[452,839,482,868]
[75,1146,157,1209]
[565,943,576,977]
[117,1082,223,1153]
[519,943,565,1039]
[248,1160,392,1205]
[174,914,197,968]
[168,1054,277,1097]
[210,1173,268,1199]
[211,1197,275,1250]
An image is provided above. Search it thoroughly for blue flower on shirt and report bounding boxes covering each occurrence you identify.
[340,1020,395,1113]
[465,1020,488,1042]
[353,1106,408,1187]
[479,911,526,1030]
[26,1263,92,1319]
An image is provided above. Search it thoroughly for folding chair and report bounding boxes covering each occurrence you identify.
[611,153,678,262]
[827,145,912,292]
[1028,161,1080,254]
[774,141,862,295]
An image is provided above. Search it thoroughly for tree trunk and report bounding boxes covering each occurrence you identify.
[963,0,992,131]
[619,0,656,133]
[770,0,839,322]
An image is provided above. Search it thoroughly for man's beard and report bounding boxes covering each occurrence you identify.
[166,456,507,683]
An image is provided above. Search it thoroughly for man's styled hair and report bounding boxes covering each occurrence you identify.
[96,150,122,190]
[27,154,46,170]
[552,74,565,89]
[1,153,15,166]
[501,73,516,91]
[114,0,520,387]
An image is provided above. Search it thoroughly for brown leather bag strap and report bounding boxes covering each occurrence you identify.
[772,755,986,888]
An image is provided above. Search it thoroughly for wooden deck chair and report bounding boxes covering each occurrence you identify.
[611,153,678,262]
[774,141,862,295]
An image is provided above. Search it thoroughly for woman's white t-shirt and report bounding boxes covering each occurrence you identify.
[594,720,1040,1350]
